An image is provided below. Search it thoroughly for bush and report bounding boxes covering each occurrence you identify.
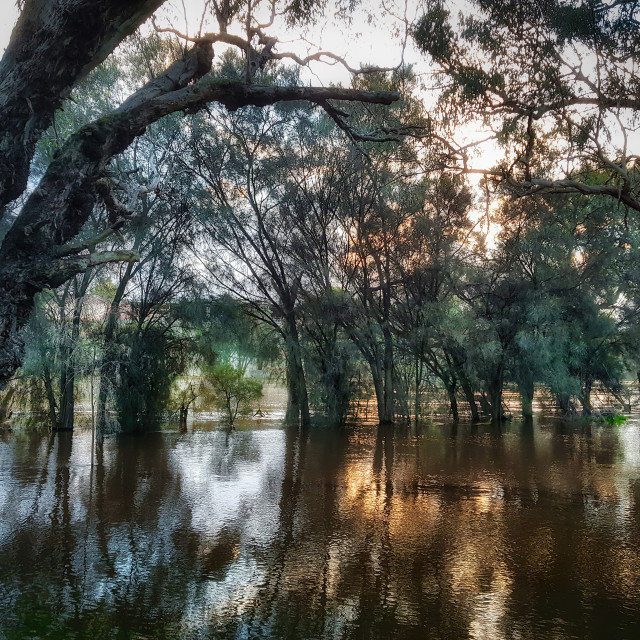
[207,363,263,427]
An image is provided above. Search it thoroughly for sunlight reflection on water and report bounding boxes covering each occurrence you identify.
[0,417,639,638]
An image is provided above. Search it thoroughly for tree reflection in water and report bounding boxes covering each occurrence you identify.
[1,418,640,639]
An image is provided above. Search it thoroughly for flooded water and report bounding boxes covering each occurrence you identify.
[1,417,640,639]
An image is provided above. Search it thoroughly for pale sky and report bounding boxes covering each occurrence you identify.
[0,1,19,53]
[1,1,636,254]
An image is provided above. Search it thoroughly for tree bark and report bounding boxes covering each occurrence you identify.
[414,357,422,426]
[518,376,534,418]
[446,346,479,421]
[582,379,593,416]
[379,325,395,424]
[487,365,505,422]
[96,263,136,433]
[0,0,165,209]
[284,314,310,427]
[460,377,480,422]
[556,392,576,416]
[447,384,459,422]
[57,270,92,431]
[0,387,14,423]
[43,364,59,431]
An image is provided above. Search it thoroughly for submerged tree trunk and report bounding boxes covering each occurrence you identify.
[58,271,92,431]
[518,375,534,418]
[366,362,394,424]
[487,365,506,422]
[314,326,351,425]
[447,383,459,422]
[325,363,351,425]
[178,384,197,431]
[369,365,394,425]
[369,368,384,425]
[414,357,422,426]
[459,376,479,422]
[446,347,479,422]
[556,392,576,416]
[179,404,189,431]
[581,378,593,416]
[96,266,134,434]
[0,387,14,423]
[377,327,395,425]
[284,315,310,427]
[43,364,59,431]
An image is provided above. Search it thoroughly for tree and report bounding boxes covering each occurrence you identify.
[0,0,402,388]
[393,173,477,421]
[186,96,314,425]
[415,0,640,210]
[206,362,263,427]
[18,271,98,431]
[463,189,640,418]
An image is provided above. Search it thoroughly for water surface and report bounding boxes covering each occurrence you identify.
[1,417,640,639]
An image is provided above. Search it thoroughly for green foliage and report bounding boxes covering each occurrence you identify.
[205,363,263,426]
[115,328,186,433]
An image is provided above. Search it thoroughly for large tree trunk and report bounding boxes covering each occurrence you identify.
[0,0,165,209]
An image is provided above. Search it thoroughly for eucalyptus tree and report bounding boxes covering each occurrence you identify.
[312,69,432,424]
[474,191,640,417]
[334,148,421,424]
[276,115,360,423]
[0,0,403,388]
[113,229,195,432]
[186,95,316,425]
[95,110,199,432]
[393,173,477,421]
[414,0,640,210]
[17,36,176,432]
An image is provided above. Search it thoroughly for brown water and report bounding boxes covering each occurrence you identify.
[1,417,640,639]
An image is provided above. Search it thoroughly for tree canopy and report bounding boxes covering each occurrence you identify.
[0,0,403,387]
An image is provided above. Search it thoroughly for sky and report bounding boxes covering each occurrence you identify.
[0,1,19,53]
[0,1,636,255]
